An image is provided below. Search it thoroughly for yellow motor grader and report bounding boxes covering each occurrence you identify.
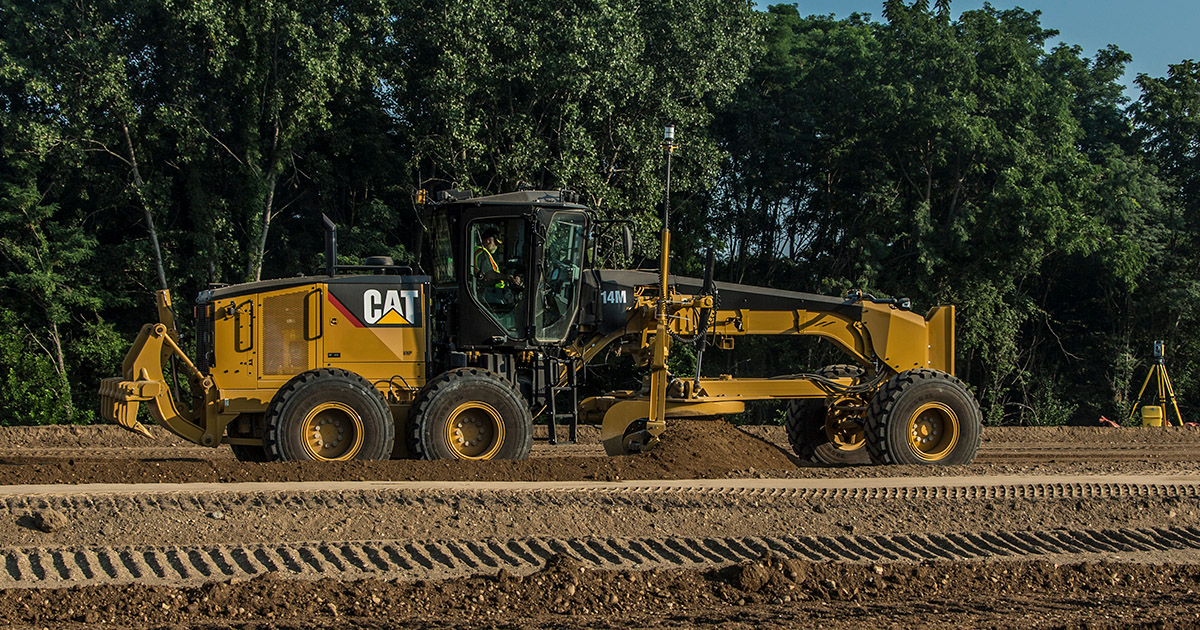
[100,152,980,466]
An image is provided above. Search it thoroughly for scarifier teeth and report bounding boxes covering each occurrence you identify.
[117,418,154,439]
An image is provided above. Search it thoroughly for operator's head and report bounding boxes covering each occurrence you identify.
[481,227,502,253]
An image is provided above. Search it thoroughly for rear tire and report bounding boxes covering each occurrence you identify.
[864,369,981,465]
[785,365,870,465]
[263,368,395,462]
[408,368,533,460]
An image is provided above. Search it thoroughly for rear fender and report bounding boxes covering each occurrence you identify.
[923,306,955,374]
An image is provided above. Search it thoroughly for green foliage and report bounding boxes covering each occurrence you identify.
[390,0,760,230]
[708,2,1192,425]
[0,308,72,426]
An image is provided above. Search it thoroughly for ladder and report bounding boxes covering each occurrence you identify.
[543,357,578,445]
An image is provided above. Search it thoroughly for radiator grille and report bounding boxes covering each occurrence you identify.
[194,304,213,374]
[263,292,308,375]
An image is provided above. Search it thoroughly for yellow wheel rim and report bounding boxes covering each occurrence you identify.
[825,397,866,451]
[301,402,365,461]
[444,402,505,460]
[906,402,960,462]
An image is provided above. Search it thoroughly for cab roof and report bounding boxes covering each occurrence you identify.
[436,189,587,209]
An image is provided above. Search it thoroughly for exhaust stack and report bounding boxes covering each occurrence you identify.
[322,213,337,277]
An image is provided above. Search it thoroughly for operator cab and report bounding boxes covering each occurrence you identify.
[425,189,591,355]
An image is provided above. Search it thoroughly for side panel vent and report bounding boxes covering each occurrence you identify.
[195,305,213,374]
[263,292,309,376]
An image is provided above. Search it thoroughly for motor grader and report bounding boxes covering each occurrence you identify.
[100,185,981,467]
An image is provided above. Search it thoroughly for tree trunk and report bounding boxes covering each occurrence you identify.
[249,171,279,282]
[47,320,74,421]
[122,121,168,291]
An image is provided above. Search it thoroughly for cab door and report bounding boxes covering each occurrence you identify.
[464,217,531,339]
[534,211,588,343]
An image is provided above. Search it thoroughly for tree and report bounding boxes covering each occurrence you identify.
[388,0,760,243]
[0,165,105,421]
[166,0,392,282]
[0,0,175,291]
[1132,60,1200,417]
[708,2,1170,425]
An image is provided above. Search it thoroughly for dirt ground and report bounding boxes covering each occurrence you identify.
[4,421,1200,486]
[4,556,1200,629]
[3,420,1200,628]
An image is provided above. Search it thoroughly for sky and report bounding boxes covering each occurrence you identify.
[766,1,1199,100]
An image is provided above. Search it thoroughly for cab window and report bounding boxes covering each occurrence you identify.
[535,212,587,342]
[467,218,529,337]
[431,212,455,285]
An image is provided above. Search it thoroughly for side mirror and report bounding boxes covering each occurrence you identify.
[622,224,634,260]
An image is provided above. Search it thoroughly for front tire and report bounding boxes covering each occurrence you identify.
[263,368,395,462]
[864,369,981,465]
[785,365,870,466]
[408,368,533,460]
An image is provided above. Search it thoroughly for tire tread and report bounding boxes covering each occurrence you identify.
[864,368,981,466]
[408,367,533,460]
[263,368,394,462]
[784,365,867,465]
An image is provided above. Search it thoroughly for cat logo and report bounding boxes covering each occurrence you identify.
[327,283,423,328]
[364,289,419,325]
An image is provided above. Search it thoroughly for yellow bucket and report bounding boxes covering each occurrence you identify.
[1141,405,1164,427]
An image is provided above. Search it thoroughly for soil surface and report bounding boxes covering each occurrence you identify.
[3,420,1200,628]
[5,557,1200,629]
[5,421,1200,486]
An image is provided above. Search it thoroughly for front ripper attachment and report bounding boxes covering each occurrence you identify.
[98,291,218,446]
[99,372,158,438]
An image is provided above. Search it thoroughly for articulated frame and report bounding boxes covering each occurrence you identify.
[579,285,956,455]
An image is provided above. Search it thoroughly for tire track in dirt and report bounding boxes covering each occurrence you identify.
[3,475,1198,587]
[4,525,1199,589]
[4,474,1199,507]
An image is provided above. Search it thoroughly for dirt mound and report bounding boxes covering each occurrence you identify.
[1,423,604,450]
[2,557,1197,628]
[11,422,1200,453]
[8,421,1200,486]
[648,418,797,474]
[0,420,800,486]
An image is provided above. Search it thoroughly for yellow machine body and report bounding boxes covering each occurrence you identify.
[101,278,428,448]
[574,278,957,455]
[102,275,958,454]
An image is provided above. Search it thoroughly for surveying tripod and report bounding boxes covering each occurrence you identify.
[1128,340,1184,426]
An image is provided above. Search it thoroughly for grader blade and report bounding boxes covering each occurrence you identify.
[592,397,746,456]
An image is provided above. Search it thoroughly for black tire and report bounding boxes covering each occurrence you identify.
[263,368,395,462]
[408,367,533,460]
[785,365,870,465]
[864,369,982,466]
[230,443,270,462]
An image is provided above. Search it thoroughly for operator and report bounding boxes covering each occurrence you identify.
[474,227,523,290]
